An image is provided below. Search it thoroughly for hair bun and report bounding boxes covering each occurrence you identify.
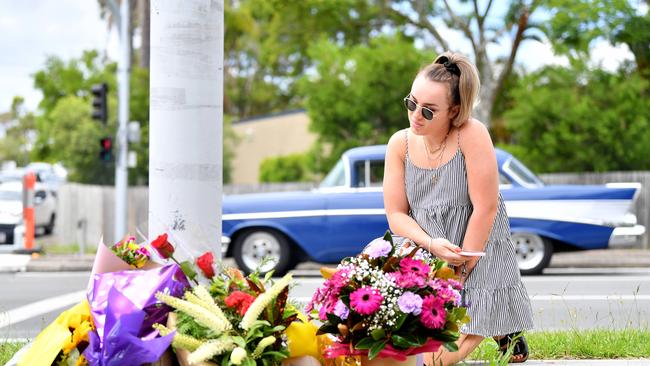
[435,55,460,76]
[435,56,450,65]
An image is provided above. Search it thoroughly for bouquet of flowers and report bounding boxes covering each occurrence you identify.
[306,232,469,361]
[110,235,151,269]
[19,300,94,366]
[152,254,299,366]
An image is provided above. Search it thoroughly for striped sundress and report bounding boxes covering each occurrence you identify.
[403,128,534,337]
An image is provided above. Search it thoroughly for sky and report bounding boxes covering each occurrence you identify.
[0,1,119,113]
[0,1,638,114]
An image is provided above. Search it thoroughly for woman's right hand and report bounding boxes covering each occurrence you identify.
[428,238,467,266]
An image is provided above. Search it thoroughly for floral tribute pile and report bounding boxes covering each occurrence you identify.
[306,231,469,361]
[18,233,317,366]
[18,231,467,366]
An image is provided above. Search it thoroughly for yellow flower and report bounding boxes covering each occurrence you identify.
[75,354,88,366]
[240,273,292,330]
[153,323,203,351]
[62,320,93,354]
[187,339,235,364]
[230,347,247,365]
[156,292,230,333]
[252,336,275,359]
[286,320,320,359]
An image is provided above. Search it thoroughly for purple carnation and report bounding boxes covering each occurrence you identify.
[397,291,423,315]
[333,300,349,320]
[364,238,392,259]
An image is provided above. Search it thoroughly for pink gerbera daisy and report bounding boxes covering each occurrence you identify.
[392,271,426,288]
[400,257,430,277]
[420,295,447,329]
[350,286,383,315]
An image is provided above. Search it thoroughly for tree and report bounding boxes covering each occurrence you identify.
[30,51,124,183]
[0,97,35,166]
[503,64,650,172]
[236,0,644,129]
[42,96,115,183]
[613,10,650,77]
[259,153,310,183]
[26,50,238,184]
[300,35,429,173]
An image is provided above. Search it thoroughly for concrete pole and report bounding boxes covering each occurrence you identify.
[115,0,130,242]
[149,0,223,262]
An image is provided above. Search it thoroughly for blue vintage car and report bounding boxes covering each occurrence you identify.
[222,145,645,275]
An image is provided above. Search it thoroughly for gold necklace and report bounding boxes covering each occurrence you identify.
[421,132,446,156]
[422,132,449,184]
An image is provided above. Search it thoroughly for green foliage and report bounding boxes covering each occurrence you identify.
[0,342,26,366]
[128,67,150,185]
[259,153,310,183]
[42,96,115,184]
[30,51,125,184]
[0,97,35,165]
[504,64,650,173]
[223,0,403,120]
[469,329,650,360]
[299,35,430,173]
[223,116,239,184]
[22,50,237,184]
[542,0,632,54]
[614,11,650,77]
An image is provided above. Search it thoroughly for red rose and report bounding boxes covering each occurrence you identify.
[151,233,174,259]
[196,252,215,279]
[224,291,256,316]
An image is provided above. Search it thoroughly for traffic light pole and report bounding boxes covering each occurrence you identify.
[114,0,130,241]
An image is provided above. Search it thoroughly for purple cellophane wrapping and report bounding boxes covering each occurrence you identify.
[85,286,176,366]
[84,264,189,365]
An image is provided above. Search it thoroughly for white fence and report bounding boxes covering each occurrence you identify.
[52,172,649,249]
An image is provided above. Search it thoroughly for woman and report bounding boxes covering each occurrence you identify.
[383,51,534,365]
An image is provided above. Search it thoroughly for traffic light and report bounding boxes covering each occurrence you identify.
[91,83,108,124]
[99,137,113,162]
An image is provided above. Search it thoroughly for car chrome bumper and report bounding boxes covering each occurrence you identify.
[221,235,231,256]
[609,225,646,248]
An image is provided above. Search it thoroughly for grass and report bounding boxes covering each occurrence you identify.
[41,243,97,255]
[0,342,26,365]
[467,329,650,364]
[2,329,649,365]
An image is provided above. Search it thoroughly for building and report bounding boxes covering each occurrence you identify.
[230,110,316,184]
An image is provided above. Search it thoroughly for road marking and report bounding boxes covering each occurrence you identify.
[0,255,30,273]
[0,338,30,343]
[525,275,650,282]
[290,294,650,304]
[10,271,91,278]
[0,290,85,330]
[530,294,650,301]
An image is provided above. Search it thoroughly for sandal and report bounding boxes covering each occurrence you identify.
[497,332,529,363]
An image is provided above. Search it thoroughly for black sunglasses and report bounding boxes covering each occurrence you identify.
[403,95,436,120]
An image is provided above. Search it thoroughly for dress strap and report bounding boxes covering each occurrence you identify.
[404,128,409,157]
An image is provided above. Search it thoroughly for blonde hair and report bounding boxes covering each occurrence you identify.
[419,51,480,127]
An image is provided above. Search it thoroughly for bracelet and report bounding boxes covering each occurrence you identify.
[427,237,434,253]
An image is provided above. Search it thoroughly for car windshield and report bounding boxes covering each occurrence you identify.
[319,159,346,188]
[506,157,544,187]
[0,190,21,201]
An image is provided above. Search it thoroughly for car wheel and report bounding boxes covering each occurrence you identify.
[44,214,56,235]
[512,232,553,275]
[233,229,294,275]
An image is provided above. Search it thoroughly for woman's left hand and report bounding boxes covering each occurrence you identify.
[455,259,478,284]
